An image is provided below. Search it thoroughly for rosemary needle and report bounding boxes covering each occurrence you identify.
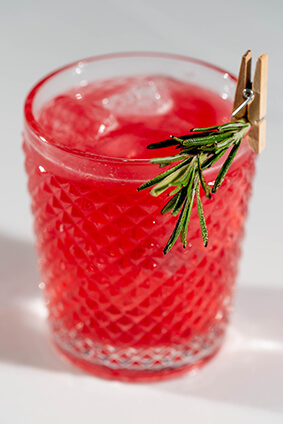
[138,120,251,254]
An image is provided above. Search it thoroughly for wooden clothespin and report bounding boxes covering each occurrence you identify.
[232,50,268,154]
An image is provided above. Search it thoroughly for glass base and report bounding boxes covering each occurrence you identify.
[51,332,225,382]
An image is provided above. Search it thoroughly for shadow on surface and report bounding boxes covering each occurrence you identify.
[0,234,282,412]
[0,233,79,374]
[155,286,283,413]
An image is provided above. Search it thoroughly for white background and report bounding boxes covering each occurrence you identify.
[1,0,283,423]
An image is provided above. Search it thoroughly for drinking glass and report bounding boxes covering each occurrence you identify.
[23,53,256,381]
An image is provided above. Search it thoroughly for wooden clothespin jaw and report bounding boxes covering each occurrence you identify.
[232,50,268,154]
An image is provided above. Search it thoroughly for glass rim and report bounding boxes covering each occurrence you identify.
[24,51,238,165]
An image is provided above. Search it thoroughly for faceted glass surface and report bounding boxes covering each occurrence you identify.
[24,142,255,381]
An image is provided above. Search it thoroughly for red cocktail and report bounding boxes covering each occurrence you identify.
[23,53,255,381]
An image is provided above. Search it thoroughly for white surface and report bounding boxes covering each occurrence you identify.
[1,0,283,422]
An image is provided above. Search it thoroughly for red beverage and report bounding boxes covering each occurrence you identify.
[23,54,255,381]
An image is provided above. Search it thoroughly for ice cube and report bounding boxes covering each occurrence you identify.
[39,95,118,149]
[102,77,173,117]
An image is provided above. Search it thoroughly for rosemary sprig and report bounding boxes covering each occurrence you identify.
[138,119,251,254]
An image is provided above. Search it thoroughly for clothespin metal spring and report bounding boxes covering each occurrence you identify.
[232,88,254,118]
